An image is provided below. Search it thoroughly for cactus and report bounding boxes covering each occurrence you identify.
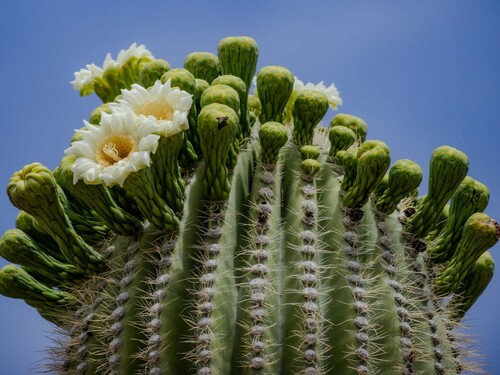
[0,37,498,375]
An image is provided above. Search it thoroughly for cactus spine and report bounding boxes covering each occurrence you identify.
[0,37,498,375]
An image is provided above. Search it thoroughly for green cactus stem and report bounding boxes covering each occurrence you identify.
[1,36,498,375]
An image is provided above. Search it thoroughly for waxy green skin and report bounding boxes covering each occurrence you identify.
[0,36,498,375]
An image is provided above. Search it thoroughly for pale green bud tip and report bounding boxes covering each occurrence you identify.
[257,66,295,124]
[301,159,321,177]
[376,159,423,214]
[300,145,321,160]
[200,84,240,115]
[139,59,171,88]
[330,113,368,142]
[343,140,391,208]
[184,52,220,84]
[212,75,247,99]
[258,121,288,165]
[89,103,112,125]
[428,145,469,200]
[435,213,499,295]
[406,146,469,238]
[7,163,57,211]
[161,68,196,94]
[0,264,73,307]
[292,90,329,146]
[328,126,356,157]
[464,212,500,250]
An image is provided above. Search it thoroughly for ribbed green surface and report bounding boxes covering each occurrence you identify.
[0,36,497,375]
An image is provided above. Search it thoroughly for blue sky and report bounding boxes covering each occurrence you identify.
[0,1,499,373]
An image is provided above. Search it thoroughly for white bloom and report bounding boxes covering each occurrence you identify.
[65,111,160,187]
[293,77,343,109]
[116,43,154,65]
[71,63,104,92]
[71,43,154,92]
[111,80,193,137]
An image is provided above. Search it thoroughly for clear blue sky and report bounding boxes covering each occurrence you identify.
[1,1,499,373]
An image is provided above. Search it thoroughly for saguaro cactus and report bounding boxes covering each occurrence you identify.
[0,37,498,375]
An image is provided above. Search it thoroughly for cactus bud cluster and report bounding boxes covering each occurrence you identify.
[0,36,497,374]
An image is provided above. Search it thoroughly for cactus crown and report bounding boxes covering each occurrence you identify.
[1,36,498,375]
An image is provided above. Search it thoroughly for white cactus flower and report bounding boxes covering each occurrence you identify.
[71,43,154,94]
[65,110,160,187]
[294,77,343,109]
[111,79,193,137]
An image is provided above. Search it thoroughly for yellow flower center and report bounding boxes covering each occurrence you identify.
[96,134,136,167]
[135,101,173,120]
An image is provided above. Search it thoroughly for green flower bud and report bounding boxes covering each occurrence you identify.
[450,251,494,320]
[217,37,258,139]
[406,146,469,238]
[375,159,423,214]
[212,75,247,103]
[257,66,295,124]
[0,229,84,282]
[292,90,329,146]
[217,36,259,92]
[89,103,112,125]
[343,140,391,208]
[201,84,241,117]
[139,58,171,88]
[330,113,368,142]
[161,68,196,94]
[184,52,220,84]
[301,159,321,178]
[198,103,238,201]
[15,211,63,262]
[428,176,490,263]
[7,163,103,272]
[300,145,321,161]
[328,126,357,158]
[212,75,248,139]
[258,121,288,165]
[0,264,74,317]
[435,213,499,295]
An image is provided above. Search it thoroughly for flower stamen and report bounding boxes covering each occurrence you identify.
[96,135,136,167]
[135,101,174,120]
